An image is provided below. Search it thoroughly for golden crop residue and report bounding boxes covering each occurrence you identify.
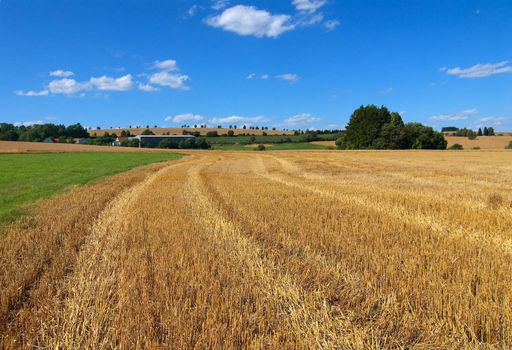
[1,150,511,349]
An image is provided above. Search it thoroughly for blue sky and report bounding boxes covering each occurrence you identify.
[1,0,511,130]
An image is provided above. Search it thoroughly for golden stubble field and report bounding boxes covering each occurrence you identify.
[1,150,511,349]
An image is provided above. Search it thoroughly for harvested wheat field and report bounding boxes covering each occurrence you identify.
[446,136,512,150]
[1,150,512,349]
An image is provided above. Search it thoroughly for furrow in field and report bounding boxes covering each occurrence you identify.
[206,153,510,348]
[0,160,179,348]
[184,156,364,349]
[260,154,512,252]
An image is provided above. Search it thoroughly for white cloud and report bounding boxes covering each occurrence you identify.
[149,71,190,90]
[166,113,205,123]
[277,73,299,82]
[14,120,43,127]
[325,19,340,31]
[292,0,326,13]
[138,83,159,92]
[89,74,133,91]
[246,73,256,79]
[44,116,58,121]
[153,59,178,71]
[296,12,324,27]
[212,0,229,10]
[475,116,507,127]
[208,115,270,125]
[49,70,74,78]
[283,113,320,127]
[15,89,49,96]
[446,61,512,78]
[260,74,269,80]
[428,108,479,121]
[48,78,91,95]
[206,5,295,38]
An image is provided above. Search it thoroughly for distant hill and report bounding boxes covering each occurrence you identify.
[89,127,294,137]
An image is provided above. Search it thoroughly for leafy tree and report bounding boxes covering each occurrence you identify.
[483,127,489,136]
[158,139,175,149]
[477,128,483,136]
[65,123,89,138]
[227,130,235,137]
[195,138,211,149]
[343,105,395,149]
[404,123,447,149]
[141,129,155,135]
[256,144,266,151]
[488,127,495,136]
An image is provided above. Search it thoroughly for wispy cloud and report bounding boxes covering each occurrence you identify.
[283,113,319,127]
[49,70,74,78]
[324,19,340,31]
[379,87,394,94]
[208,115,270,125]
[277,73,299,82]
[475,116,507,127]
[187,4,199,16]
[165,113,204,123]
[428,108,478,121]
[212,0,229,10]
[206,5,295,38]
[445,61,512,78]
[292,0,326,13]
[15,89,49,96]
[14,120,43,127]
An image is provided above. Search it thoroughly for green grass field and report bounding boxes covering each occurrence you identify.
[0,152,182,225]
[211,142,332,151]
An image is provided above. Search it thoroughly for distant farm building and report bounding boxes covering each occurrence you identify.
[132,134,195,148]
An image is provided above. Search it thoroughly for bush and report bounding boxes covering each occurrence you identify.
[468,134,477,140]
[472,146,481,150]
[206,131,219,137]
[505,141,512,149]
[141,129,155,135]
[448,143,464,150]
[256,144,266,151]
[227,130,235,137]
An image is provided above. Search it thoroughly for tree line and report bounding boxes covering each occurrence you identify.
[336,105,447,150]
[0,123,89,142]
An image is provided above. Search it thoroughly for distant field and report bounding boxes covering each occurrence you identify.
[212,142,332,151]
[90,127,295,137]
[446,135,512,150]
[0,141,188,154]
[0,152,182,225]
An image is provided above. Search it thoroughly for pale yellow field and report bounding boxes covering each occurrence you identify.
[1,151,512,349]
[446,136,512,150]
[312,136,512,150]
[0,140,181,153]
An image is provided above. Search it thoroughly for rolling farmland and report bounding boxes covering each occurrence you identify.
[1,150,511,349]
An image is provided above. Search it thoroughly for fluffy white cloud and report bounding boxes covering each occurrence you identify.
[153,59,178,71]
[325,19,340,31]
[283,113,320,126]
[277,73,299,82]
[15,89,49,96]
[138,83,159,92]
[89,74,133,91]
[292,0,326,13]
[446,61,512,78]
[428,108,478,121]
[165,113,205,123]
[48,78,90,95]
[208,115,270,125]
[49,70,74,78]
[260,74,269,80]
[206,5,295,38]
[14,120,43,127]
[149,71,190,90]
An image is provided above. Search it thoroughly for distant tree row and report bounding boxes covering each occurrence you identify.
[442,126,496,137]
[0,123,89,142]
[336,105,447,150]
